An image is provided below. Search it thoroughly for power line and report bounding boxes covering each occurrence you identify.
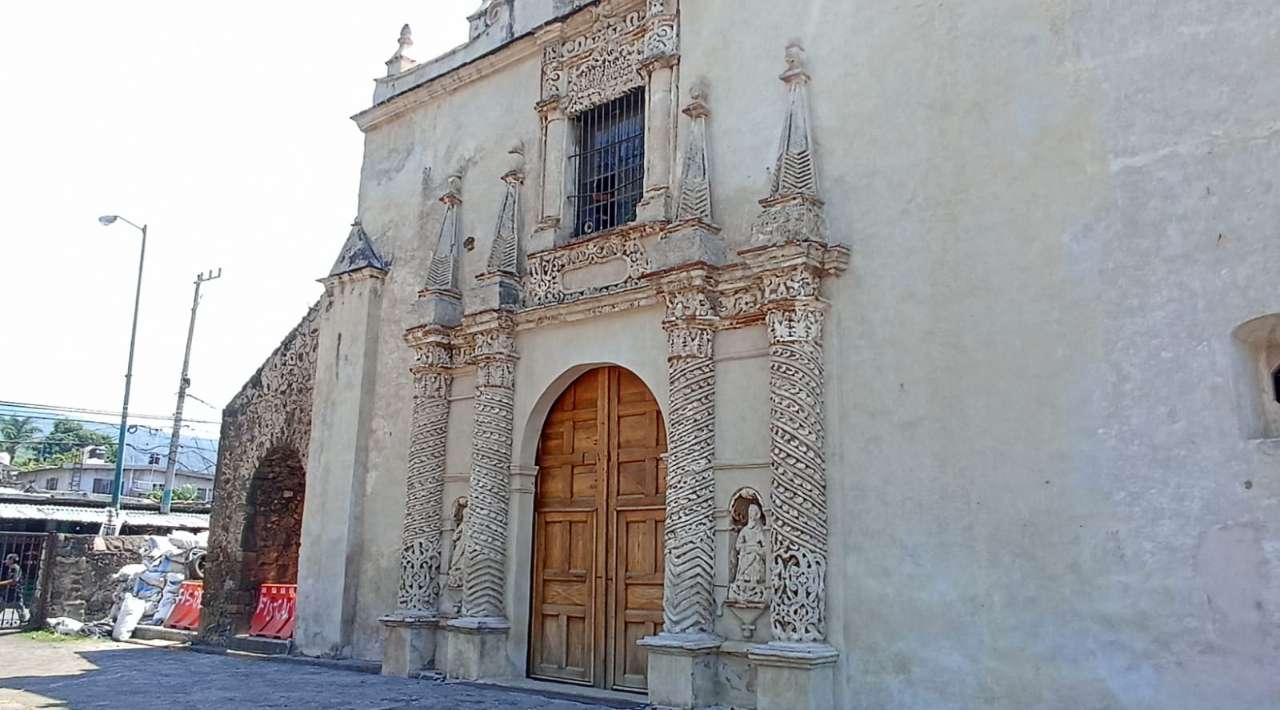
[0,411,217,435]
[0,399,222,426]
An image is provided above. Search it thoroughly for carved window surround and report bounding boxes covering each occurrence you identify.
[532,0,681,249]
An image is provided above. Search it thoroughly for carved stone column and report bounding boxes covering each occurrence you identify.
[640,269,721,710]
[381,329,452,677]
[531,97,568,253]
[747,266,838,710]
[382,175,465,677]
[446,315,517,680]
[636,2,679,223]
[745,42,841,710]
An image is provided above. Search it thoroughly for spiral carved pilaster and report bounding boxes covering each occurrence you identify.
[765,305,828,643]
[460,345,518,620]
[661,321,717,635]
[397,368,452,613]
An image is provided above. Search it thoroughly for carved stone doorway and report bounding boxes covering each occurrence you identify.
[529,366,667,692]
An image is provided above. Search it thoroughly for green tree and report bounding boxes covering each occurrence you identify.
[36,420,116,464]
[0,416,41,463]
[146,484,197,502]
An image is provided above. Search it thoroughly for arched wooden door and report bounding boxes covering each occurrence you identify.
[530,366,667,692]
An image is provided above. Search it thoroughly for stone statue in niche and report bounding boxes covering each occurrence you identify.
[723,489,769,639]
[728,502,768,605]
[447,496,469,590]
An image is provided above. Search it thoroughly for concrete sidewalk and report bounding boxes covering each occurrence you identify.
[0,633,637,710]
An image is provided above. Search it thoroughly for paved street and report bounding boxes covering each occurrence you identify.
[0,633,633,710]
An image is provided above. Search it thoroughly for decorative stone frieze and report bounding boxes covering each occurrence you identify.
[525,226,655,307]
[541,4,655,116]
[458,314,518,622]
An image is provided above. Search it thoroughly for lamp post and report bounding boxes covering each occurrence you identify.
[98,214,146,512]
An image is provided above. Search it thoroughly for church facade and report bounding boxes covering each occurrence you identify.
[203,1,1280,708]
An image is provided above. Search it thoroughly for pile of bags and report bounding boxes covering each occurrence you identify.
[46,530,208,641]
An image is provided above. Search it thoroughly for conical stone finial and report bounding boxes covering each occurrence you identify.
[676,82,713,223]
[386,24,417,76]
[750,41,827,246]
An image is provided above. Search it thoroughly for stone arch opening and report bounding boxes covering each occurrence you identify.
[526,365,668,692]
[241,445,306,596]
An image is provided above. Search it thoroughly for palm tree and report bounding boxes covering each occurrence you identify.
[0,416,41,463]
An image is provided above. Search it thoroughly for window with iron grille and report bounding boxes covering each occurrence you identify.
[92,478,112,495]
[570,88,646,237]
[44,478,57,491]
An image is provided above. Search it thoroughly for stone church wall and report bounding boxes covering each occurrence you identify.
[295,0,1279,707]
[200,305,319,642]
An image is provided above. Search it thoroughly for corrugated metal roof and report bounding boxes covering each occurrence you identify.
[0,502,209,529]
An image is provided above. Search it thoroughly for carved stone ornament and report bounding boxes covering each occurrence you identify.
[728,500,768,607]
[541,1,677,115]
[525,229,652,307]
[447,497,469,591]
[394,321,458,617]
[426,175,464,293]
[751,42,828,247]
[676,83,713,224]
[485,144,525,276]
[766,302,829,642]
[458,320,518,620]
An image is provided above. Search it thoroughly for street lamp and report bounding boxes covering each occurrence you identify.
[99,214,147,512]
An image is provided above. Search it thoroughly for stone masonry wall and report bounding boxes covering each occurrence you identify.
[201,305,318,642]
[42,535,147,621]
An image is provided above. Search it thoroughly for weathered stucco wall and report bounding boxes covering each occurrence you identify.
[300,0,1280,706]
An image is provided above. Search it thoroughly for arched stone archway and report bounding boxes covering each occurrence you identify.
[242,446,306,592]
[201,306,318,642]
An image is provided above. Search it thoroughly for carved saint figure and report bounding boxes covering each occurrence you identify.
[728,502,768,605]
[447,498,469,590]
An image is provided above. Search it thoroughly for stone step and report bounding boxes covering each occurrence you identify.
[227,634,293,656]
[132,625,197,643]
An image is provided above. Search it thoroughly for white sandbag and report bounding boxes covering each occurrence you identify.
[113,563,146,581]
[150,575,186,624]
[46,617,85,636]
[112,594,146,641]
[167,531,199,549]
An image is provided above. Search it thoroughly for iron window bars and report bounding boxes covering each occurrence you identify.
[569,88,646,237]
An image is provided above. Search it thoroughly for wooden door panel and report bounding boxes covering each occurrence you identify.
[533,366,665,693]
[531,511,596,684]
[613,510,665,691]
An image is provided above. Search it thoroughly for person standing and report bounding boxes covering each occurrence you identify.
[0,553,27,624]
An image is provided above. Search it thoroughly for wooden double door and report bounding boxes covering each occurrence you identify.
[530,366,667,692]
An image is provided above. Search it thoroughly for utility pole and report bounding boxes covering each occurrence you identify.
[161,268,221,513]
